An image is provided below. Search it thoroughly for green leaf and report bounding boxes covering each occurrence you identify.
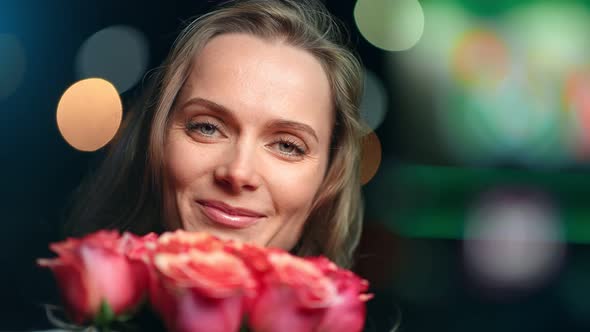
[239,316,251,332]
[115,313,133,322]
[94,300,115,327]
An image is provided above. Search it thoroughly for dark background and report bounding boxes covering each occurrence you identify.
[3,0,590,331]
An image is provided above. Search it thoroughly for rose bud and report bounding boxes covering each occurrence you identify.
[152,248,256,332]
[37,231,150,324]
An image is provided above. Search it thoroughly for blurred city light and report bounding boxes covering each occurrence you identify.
[439,67,566,166]
[504,2,590,77]
[56,78,122,152]
[354,0,424,51]
[563,67,590,160]
[451,29,509,87]
[392,1,473,82]
[360,131,382,185]
[463,188,565,291]
[387,0,590,168]
[0,33,26,100]
[359,69,388,133]
[75,25,149,93]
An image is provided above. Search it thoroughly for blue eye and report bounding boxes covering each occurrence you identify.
[186,121,219,136]
[274,139,307,157]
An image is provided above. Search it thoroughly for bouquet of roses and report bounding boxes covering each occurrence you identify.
[38,230,372,332]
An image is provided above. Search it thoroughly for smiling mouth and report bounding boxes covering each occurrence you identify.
[196,200,265,229]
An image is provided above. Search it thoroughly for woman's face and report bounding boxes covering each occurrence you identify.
[163,33,334,251]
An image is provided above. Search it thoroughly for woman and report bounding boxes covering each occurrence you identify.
[64,0,365,268]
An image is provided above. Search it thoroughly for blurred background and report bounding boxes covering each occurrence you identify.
[2,0,590,331]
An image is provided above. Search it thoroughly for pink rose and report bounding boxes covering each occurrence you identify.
[39,229,371,332]
[246,252,338,332]
[154,230,226,254]
[245,253,371,332]
[37,231,151,324]
[119,232,158,260]
[313,258,372,332]
[146,231,228,315]
[150,231,256,332]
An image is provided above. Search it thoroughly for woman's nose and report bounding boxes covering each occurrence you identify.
[213,142,262,193]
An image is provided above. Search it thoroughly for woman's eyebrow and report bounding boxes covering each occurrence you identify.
[181,97,232,116]
[181,97,318,142]
[266,119,318,143]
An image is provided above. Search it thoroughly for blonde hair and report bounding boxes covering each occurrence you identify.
[64,0,364,268]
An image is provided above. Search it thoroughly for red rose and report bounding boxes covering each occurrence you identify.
[37,231,150,324]
[150,231,256,332]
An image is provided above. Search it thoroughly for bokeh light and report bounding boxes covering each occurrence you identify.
[476,71,560,159]
[360,131,382,185]
[354,0,424,52]
[505,2,590,77]
[359,70,388,133]
[0,33,26,100]
[75,25,149,93]
[438,56,568,167]
[464,188,565,291]
[563,67,590,160]
[451,29,510,87]
[389,1,590,168]
[56,78,122,152]
[435,83,500,165]
[393,1,473,82]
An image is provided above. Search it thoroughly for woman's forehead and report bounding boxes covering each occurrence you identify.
[188,33,329,92]
[177,33,334,135]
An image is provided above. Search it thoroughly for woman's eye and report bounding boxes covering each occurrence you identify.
[186,121,219,136]
[273,139,307,158]
[278,142,296,153]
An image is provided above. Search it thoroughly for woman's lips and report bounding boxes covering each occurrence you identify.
[197,200,265,229]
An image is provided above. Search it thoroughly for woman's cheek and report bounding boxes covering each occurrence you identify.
[168,139,225,184]
[266,163,324,210]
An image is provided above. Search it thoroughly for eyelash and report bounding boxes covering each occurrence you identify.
[186,120,220,136]
[185,121,307,158]
[274,137,307,158]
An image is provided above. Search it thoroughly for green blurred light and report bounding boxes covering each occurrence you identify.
[354,0,424,51]
[437,83,502,164]
[505,2,590,76]
[364,164,590,243]
[456,0,536,17]
[392,1,473,81]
